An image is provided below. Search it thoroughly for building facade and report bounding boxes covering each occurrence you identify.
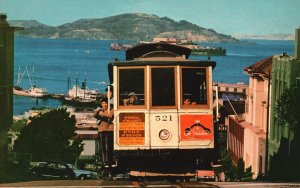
[228,27,300,179]
[269,27,300,164]
[227,56,272,178]
[0,14,19,176]
[67,108,99,159]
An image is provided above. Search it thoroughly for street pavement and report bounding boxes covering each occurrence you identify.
[1,180,300,187]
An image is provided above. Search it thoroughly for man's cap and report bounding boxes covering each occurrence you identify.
[128,92,136,96]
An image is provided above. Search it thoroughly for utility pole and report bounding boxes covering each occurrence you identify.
[0,14,22,180]
[265,71,271,177]
[214,83,219,122]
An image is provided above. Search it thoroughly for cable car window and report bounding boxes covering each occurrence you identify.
[151,67,176,107]
[119,68,145,106]
[182,68,207,105]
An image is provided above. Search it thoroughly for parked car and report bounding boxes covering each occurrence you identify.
[67,163,98,180]
[115,173,130,180]
[30,162,98,180]
[30,162,75,179]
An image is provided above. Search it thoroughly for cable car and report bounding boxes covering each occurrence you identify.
[108,42,216,176]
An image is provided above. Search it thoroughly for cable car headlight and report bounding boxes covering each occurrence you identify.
[159,129,171,140]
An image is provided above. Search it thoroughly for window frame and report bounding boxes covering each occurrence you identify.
[180,66,210,109]
[117,66,147,109]
[150,66,178,109]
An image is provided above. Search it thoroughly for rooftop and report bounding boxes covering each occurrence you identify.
[126,42,191,60]
[244,56,273,78]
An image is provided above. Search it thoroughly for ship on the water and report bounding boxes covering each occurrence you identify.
[63,83,102,108]
[66,85,102,102]
[13,66,49,98]
[13,85,49,98]
[110,43,134,50]
[185,45,226,56]
[64,75,102,103]
[110,37,226,56]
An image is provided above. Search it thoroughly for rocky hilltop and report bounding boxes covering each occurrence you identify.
[9,13,238,42]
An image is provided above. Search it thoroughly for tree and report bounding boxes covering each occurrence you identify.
[235,158,245,180]
[275,87,300,130]
[270,86,300,181]
[10,119,26,132]
[221,149,253,181]
[13,108,84,164]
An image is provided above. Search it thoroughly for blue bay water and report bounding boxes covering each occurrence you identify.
[13,38,294,115]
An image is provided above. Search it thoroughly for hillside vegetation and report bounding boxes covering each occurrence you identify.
[10,13,237,42]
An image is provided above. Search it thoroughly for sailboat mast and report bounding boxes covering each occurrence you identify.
[19,71,26,87]
[67,73,71,95]
[16,66,25,86]
[84,73,87,100]
[26,65,33,88]
[75,74,78,98]
[17,66,21,86]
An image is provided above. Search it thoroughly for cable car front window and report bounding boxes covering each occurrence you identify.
[182,68,207,105]
[151,67,176,107]
[119,68,145,106]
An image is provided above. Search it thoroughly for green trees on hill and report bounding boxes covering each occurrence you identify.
[13,108,84,164]
[12,13,237,42]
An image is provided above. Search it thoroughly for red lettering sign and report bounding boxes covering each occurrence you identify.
[180,114,213,141]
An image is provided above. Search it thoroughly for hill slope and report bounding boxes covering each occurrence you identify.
[8,20,50,28]
[11,13,237,42]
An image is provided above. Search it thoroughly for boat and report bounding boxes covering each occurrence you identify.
[67,85,102,102]
[110,43,134,50]
[13,86,48,98]
[63,85,101,108]
[13,66,49,98]
[28,86,49,97]
[183,44,226,56]
[65,75,102,102]
[110,38,226,56]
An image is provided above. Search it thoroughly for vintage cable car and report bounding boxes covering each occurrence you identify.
[108,43,217,176]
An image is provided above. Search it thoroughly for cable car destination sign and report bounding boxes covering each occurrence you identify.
[119,113,145,145]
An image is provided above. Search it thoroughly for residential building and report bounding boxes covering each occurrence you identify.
[67,108,99,159]
[227,27,300,179]
[0,14,19,175]
[268,27,300,166]
[227,56,272,178]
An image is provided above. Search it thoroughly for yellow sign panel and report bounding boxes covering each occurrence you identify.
[119,113,145,145]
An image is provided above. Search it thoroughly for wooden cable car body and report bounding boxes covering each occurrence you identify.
[108,43,217,175]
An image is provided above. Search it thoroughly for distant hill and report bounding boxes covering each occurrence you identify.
[8,20,50,28]
[233,34,294,40]
[9,13,238,42]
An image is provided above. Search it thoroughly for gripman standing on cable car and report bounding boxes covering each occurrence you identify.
[94,97,114,168]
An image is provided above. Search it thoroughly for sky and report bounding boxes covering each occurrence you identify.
[0,0,299,35]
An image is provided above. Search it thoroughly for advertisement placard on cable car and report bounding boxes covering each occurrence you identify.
[119,113,145,145]
[180,114,213,141]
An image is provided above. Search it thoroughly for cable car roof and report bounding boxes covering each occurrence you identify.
[126,42,191,60]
